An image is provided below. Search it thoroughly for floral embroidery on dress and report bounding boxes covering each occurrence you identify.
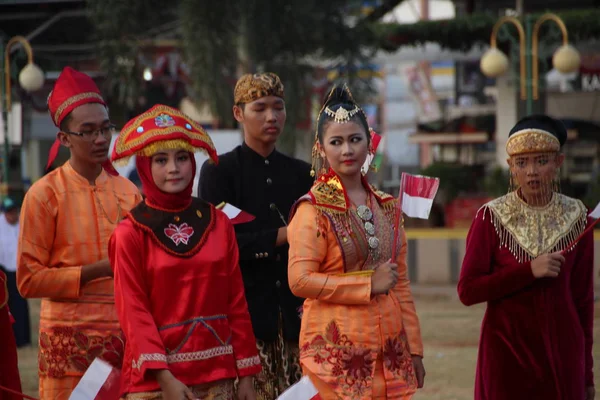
[383,330,416,387]
[164,223,194,246]
[301,320,374,396]
[38,327,124,378]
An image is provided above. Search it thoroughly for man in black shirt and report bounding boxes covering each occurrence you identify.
[198,72,313,399]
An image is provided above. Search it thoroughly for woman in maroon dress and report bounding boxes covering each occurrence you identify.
[458,115,595,400]
[0,270,23,400]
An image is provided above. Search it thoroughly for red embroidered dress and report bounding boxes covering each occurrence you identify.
[109,202,261,393]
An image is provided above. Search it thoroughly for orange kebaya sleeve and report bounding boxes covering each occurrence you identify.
[223,219,262,377]
[17,188,82,299]
[288,202,372,305]
[392,228,423,357]
[109,221,168,376]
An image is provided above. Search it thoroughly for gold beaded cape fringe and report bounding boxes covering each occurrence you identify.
[477,206,587,263]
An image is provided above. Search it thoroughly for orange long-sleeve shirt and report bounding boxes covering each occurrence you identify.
[17,162,141,396]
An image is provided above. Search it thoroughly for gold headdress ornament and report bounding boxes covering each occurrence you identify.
[310,84,367,177]
[505,128,561,156]
[505,115,566,157]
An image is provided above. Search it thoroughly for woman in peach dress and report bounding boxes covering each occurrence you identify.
[287,85,425,399]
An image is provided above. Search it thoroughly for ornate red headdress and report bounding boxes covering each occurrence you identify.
[111,104,218,164]
[46,66,117,175]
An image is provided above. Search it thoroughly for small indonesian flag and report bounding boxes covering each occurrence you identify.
[216,202,255,225]
[362,130,384,173]
[277,376,321,400]
[400,172,440,219]
[69,359,121,400]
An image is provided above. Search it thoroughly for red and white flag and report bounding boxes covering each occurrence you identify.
[69,359,121,400]
[216,202,255,225]
[277,376,321,400]
[400,172,440,219]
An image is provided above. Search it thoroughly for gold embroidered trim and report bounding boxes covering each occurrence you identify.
[132,353,167,369]
[478,192,587,263]
[506,128,560,156]
[236,355,261,370]
[306,175,399,239]
[132,345,234,370]
[54,92,104,124]
[114,105,216,158]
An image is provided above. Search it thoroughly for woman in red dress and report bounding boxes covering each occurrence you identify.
[109,105,261,400]
[458,115,595,400]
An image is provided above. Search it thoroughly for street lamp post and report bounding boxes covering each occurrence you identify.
[1,36,45,201]
[480,13,581,116]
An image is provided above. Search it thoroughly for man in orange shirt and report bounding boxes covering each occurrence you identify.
[17,67,142,400]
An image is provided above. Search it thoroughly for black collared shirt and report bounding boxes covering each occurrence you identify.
[198,142,313,341]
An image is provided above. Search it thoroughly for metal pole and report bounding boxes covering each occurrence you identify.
[515,0,524,16]
[0,39,9,201]
[525,15,533,116]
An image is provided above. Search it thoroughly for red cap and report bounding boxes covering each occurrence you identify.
[46,67,117,175]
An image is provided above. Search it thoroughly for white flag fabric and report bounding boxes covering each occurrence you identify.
[400,173,440,219]
[69,359,120,400]
[589,202,600,219]
[216,202,255,224]
[277,376,321,400]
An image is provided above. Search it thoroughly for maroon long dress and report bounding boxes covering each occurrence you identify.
[0,271,23,400]
[458,193,594,400]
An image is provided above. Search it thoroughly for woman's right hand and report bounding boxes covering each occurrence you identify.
[531,252,565,278]
[371,259,399,295]
[156,370,195,400]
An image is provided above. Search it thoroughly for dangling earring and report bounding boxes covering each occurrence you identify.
[509,172,517,193]
[552,169,561,193]
[310,141,328,178]
[319,153,328,176]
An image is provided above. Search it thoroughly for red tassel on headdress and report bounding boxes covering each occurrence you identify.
[46,138,61,172]
[101,161,119,176]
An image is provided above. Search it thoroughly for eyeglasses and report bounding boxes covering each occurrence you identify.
[63,124,116,142]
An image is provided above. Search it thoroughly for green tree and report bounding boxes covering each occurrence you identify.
[87,0,405,150]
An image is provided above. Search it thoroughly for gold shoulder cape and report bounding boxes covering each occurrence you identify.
[479,192,587,263]
[291,172,398,237]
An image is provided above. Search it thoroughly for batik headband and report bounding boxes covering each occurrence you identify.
[233,72,284,104]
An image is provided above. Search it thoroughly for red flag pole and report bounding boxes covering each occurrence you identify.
[0,384,39,400]
[391,173,406,261]
[561,217,600,255]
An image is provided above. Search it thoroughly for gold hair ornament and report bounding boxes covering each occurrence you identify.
[323,104,361,124]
